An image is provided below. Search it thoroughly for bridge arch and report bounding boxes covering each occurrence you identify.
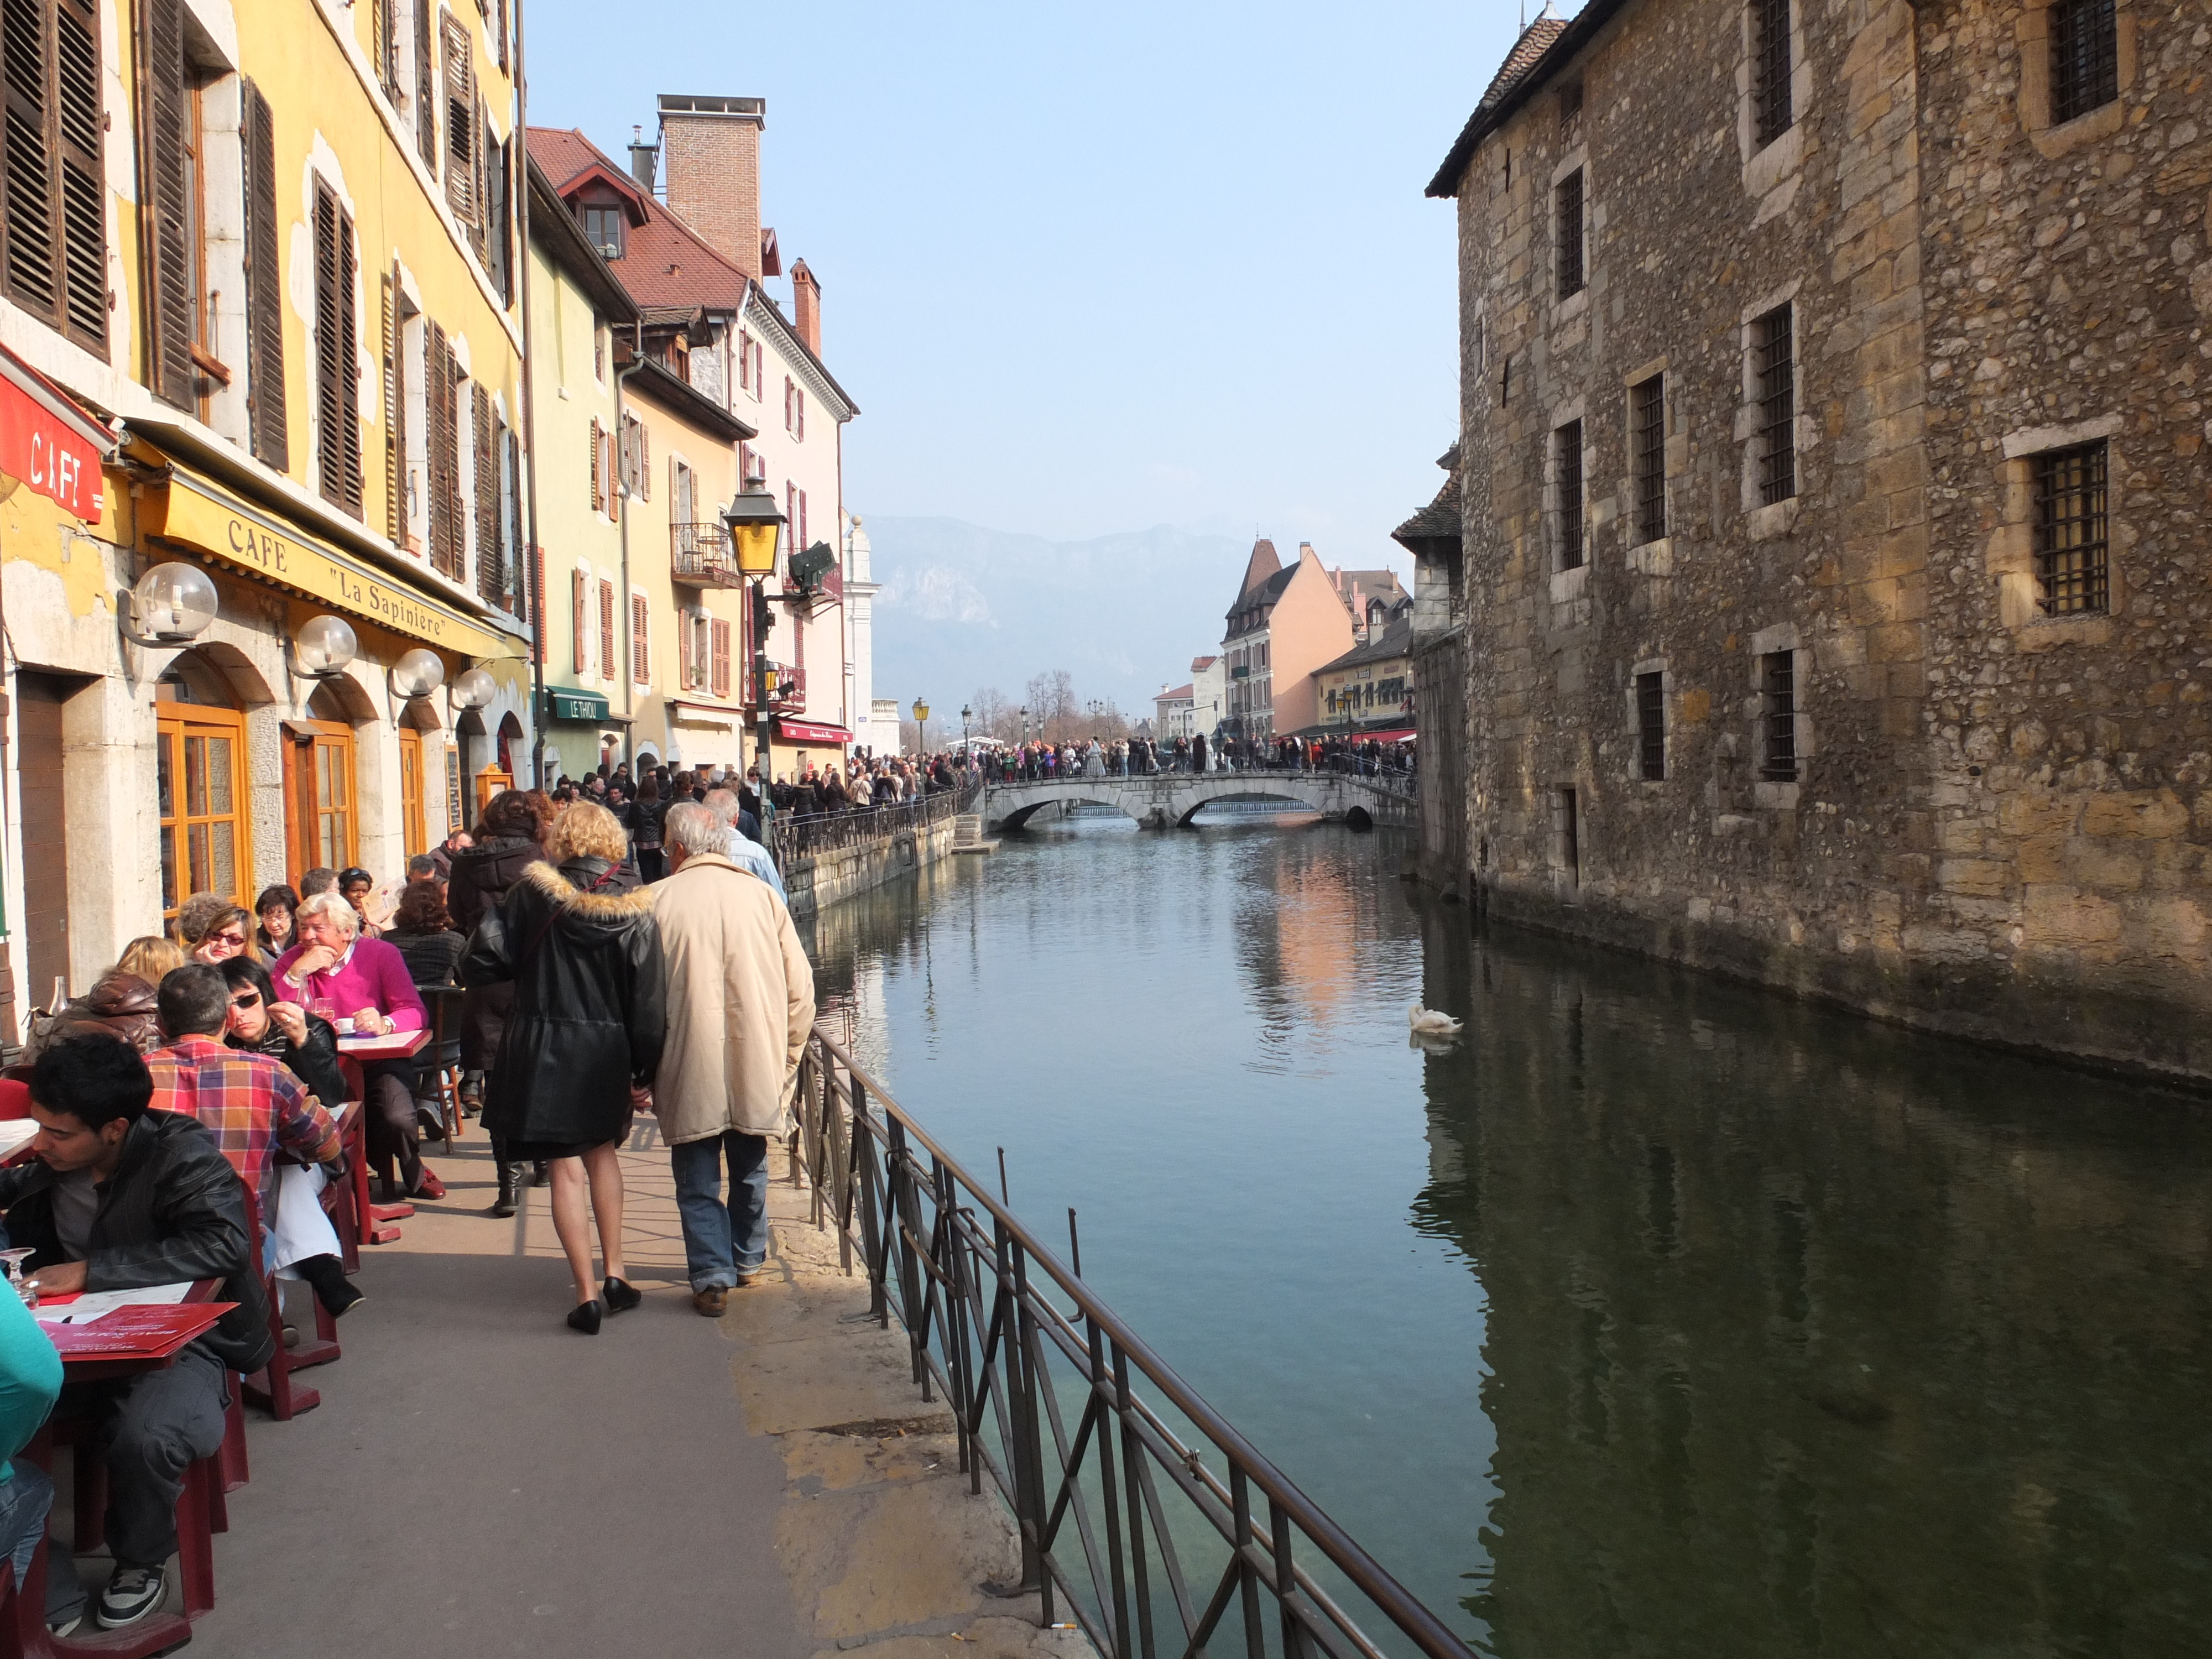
[1164,780,1332,827]
[993,790,1145,831]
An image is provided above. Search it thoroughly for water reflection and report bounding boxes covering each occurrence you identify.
[801,820,2212,1659]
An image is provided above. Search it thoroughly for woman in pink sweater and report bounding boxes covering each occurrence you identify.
[275,893,436,1198]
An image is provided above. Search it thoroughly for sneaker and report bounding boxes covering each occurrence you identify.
[96,1564,165,1630]
[48,1611,82,1639]
[692,1288,728,1318]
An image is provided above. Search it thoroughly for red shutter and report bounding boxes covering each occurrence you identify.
[598,580,615,677]
[711,619,731,697]
[631,592,649,683]
[571,568,586,672]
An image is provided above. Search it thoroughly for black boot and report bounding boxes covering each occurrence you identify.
[492,1161,520,1218]
[294,1254,365,1318]
[530,1161,550,1188]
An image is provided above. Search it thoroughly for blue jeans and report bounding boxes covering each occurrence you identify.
[0,1460,81,1624]
[670,1132,770,1292]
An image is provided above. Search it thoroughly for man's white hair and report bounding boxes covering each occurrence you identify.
[665,801,724,857]
[701,787,741,827]
[296,890,362,939]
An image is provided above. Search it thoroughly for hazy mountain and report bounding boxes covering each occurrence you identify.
[861,517,1255,721]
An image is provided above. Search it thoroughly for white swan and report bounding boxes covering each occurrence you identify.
[1408,1004,1463,1037]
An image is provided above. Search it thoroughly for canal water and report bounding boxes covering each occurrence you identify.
[800,812,2212,1658]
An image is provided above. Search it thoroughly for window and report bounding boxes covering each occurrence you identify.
[440,13,477,226]
[1632,374,1666,543]
[619,413,646,499]
[1751,0,1793,148]
[631,592,650,683]
[472,385,504,605]
[1559,79,1583,123]
[1554,421,1584,570]
[413,0,437,170]
[1754,304,1796,505]
[380,264,406,542]
[484,130,510,300]
[1500,357,1511,406]
[156,676,250,922]
[1636,671,1666,781]
[241,80,287,468]
[710,618,732,697]
[313,180,364,516]
[0,0,106,353]
[425,319,462,574]
[588,415,602,513]
[592,315,605,382]
[141,0,206,410]
[582,205,624,260]
[785,486,808,555]
[2050,0,2119,123]
[794,384,806,441]
[784,376,796,434]
[1760,650,1798,780]
[370,0,399,102]
[738,328,754,392]
[1555,170,1584,300]
[571,568,586,673]
[2032,441,2109,615]
[598,578,615,679]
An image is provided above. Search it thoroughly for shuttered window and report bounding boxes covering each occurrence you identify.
[588,415,602,513]
[505,428,524,619]
[140,0,197,408]
[241,80,286,468]
[631,593,649,683]
[441,13,476,226]
[2,0,107,353]
[597,579,615,679]
[312,180,364,516]
[413,0,436,170]
[380,269,401,541]
[484,129,510,301]
[570,568,586,673]
[472,384,502,605]
[424,319,463,577]
[710,618,731,697]
[678,607,694,690]
[371,0,398,102]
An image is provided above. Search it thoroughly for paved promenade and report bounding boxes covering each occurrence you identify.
[183,1120,1089,1658]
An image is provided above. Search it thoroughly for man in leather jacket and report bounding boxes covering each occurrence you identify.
[0,1036,270,1631]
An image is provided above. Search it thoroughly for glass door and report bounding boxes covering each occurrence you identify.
[283,721,358,884]
[398,727,426,859]
[156,680,251,929]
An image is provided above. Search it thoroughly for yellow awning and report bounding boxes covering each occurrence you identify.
[142,461,525,662]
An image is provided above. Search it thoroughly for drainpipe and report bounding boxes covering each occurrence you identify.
[513,0,546,787]
[614,321,644,772]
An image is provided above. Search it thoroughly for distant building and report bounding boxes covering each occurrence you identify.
[1191,656,1226,739]
[1317,618,1417,736]
[844,516,883,753]
[1221,539,1357,743]
[1154,683,1196,740]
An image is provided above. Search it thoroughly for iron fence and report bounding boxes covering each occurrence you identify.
[787,1027,1475,1659]
[769,790,959,864]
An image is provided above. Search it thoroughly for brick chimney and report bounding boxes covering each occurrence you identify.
[791,259,821,355]
[656,93,765,281]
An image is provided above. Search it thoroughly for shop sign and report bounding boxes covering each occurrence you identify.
[0,370,107,519]
[547,687,611,722]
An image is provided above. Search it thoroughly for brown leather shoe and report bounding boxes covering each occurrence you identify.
[692,1288,728,1318]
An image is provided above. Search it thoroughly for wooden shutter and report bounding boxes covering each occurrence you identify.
[2,0,107,352]
[631,593,649,683]
[639,422,649,499]
[486,130,510,300]
[414,0,436,170]
[380,268,400,539]
[795,387,804,441]
[466,90,488,262]
[472,384,500,603]
[571,568,586,672]
[240,80,288,467]
[425,318,461,577]
[372,0,397,100]
[597,579,614,677]
[140,0,193,408]
[312,180,363,515]
[506,427,523,616]
[441,14,475,225]
[587,416,601,513]
[711,619,731,698]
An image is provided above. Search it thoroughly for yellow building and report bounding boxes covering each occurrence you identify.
[0,0,530,1032]
[1316,618,1417,738]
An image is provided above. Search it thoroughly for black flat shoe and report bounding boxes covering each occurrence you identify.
[603,1276,641,1314]
[567,1300,603,1335]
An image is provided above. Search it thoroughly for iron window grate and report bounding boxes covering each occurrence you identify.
[1637,672,1666,781]
[1632,374,1666,543]
[1755,304,1796,505]
[1761,650,1798,780]
[1556,421,1584,570]
[2051,0,2119,124]
[1556,170,1584,300]
[2032,441,2109,616]
[1752,0,1793,147]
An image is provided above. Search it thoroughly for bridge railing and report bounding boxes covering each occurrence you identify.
[770,790,959,864]
[788,1026,1475,1659]
[982,755,1419,798]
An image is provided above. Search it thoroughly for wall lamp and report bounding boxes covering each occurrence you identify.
[119,562,217,648]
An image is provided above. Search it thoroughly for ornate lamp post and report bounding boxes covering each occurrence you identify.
[911,697,930,757]
[961,703,972,749]
[722,473,787,818]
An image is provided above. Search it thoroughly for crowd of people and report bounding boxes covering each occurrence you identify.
[0,776,818,1635]
[985,731,1415,781]
[540,750,965,855]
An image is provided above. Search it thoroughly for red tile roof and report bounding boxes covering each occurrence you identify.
[527,127,748,312]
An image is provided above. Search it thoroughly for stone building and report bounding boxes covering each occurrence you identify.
[1428,0,2211,1081]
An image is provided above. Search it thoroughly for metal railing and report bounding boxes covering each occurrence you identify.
[786,1026,1475,1659]
[770,789,957,864]
[977,755,1418,799]
[671,523,745,586]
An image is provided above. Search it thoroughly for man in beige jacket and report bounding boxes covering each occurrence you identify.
[651,802,816,1316]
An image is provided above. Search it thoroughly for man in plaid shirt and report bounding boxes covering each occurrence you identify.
[144,967,340,1213]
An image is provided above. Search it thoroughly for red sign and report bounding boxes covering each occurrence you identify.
[0,359,108,520]
[778,718,853,745]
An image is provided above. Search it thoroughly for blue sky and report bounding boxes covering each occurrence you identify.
[523,1,1525,568]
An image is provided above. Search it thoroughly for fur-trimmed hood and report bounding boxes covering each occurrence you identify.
[520,857,656,931]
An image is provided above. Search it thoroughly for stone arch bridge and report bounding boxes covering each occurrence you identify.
[982,769,1415,832]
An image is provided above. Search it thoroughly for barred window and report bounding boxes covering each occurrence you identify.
[1637,672,1666,781]
[1555,169,1584,300]
[1555,421,1584,571]
[1631,374,1666,544]
[1760,650,1798,781]
[2050,0,2118,124]
[2032,441,2109,616]
[1751,0,1793,148]
[1754,304,1796,505]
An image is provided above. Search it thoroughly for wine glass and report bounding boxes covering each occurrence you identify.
[1,1246,38,1308]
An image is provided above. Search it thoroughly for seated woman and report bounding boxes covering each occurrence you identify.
[274,893,437,1200]
[18,937,182,1065]
[177,898,253,966]
[254,884,300,958]
[338,867,390,938]
[384,880,468,1142]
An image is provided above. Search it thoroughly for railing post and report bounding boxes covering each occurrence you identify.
[852,1074,887,1324]
[1114,1345,1156,1659]
[1231,1467,1264,1659]
[887,1114,926,1386]
[1270,1498,1308,1659]
[997,1219,1045,1598]
[1089,1313,1131,1659]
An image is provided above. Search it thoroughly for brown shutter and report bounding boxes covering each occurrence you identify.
[598,579,614,676]
[55,0,106,347]
[571,568,586,672]
[506,426,523,615]
[425,318,461,576]
[380,268,400,539]
[414,0,436,169]
[639,421,649,500]
[139,0,193,407]
[588,416,601,512]
[313,181,363,515]
[631,593,648,683]
[442,15,475,225]
[240,80,288,468]
[472,384,499,602]
[4,0,107,352]
[711,619,731,697]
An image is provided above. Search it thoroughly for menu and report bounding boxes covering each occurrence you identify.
[40,1302,233,1361]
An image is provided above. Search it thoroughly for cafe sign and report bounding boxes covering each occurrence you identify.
[0,353,111,520]
[148,465,521,661]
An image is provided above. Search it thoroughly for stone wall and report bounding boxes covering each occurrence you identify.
[782,815,958,922]
[1413,627,1470,891]
[1444,0,2211,1082]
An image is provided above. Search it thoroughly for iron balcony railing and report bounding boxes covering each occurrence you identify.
[769,789,958,864]
[671,522,745,587]
[786,1026,1476,1659]
[742,663,806,711]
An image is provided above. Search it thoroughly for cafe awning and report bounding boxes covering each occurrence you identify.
[1,343,113,520]
[778,718,852,745]
[139,454,524,661]
[1364,728,1417,743]
[669,699,741,729]
[545,687,613,723]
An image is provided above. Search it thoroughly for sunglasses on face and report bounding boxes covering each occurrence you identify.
[230,992,262,1009]
[211,932,247,949]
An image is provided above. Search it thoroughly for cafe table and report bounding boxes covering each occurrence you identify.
[334,1029,429,1246]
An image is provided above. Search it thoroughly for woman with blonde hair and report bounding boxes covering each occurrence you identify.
[114,936,186,985]
[461,801,665,1332]
[176,898,255,966]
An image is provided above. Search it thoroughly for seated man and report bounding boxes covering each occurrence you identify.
[148,966,359,1318]
[0,1037,272,1631]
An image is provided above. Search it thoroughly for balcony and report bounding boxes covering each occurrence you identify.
[671,523,744,588]
[740,663,806,711]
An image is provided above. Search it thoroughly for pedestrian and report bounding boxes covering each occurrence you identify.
[632,778,668,884]
[648,804,814,1316]
[448,789,551,1215]
[460,802,666,1333]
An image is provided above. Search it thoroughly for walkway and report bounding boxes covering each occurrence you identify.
[184,1123,1086,1658]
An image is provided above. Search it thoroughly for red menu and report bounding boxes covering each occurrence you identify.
[44,1303,234,1361]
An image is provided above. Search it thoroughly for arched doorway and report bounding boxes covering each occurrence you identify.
[397,701,442,860]
[282,680,362,883]
[156,654,253,927]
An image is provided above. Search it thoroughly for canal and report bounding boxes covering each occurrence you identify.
[800,811,2212,1658]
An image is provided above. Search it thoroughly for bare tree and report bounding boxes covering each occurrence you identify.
[969,686,1015,743]
[1024,669,1078,743]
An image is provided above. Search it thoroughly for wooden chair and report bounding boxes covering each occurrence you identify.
[417,988,466,1145]
[236,1178,339,1422]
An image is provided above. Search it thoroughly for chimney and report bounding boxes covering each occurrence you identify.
[656,93,766,281]
[627,124,659,192]
[791,259,821,355]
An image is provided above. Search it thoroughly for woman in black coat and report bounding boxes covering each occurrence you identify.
[447,790,550,1215]
[460,801,665,1334]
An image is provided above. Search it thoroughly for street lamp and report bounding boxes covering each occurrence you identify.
[961,704,972,749]
[722,474,787,812]
[912,697,930,757]
[1020,706,1029,745]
